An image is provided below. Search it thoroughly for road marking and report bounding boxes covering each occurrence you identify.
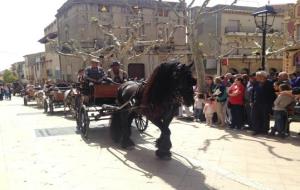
[35,127,76,137]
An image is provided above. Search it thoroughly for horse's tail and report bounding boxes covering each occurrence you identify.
[109,112,123,143]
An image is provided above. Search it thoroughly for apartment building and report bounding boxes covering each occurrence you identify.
[39,20,61,81]
[55,0,187,81]
[193,4,286,75]
[23,52,46,84]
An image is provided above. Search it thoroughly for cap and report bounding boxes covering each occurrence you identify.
[91,58,100,63]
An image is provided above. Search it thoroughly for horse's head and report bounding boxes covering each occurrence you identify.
[173,62,196,107]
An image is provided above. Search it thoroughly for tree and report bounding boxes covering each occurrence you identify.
[161,0,238,92]
[50,1,187,77]
[3,70,17,83]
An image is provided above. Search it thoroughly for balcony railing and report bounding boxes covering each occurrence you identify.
[225,26,282,34]
[225,26,256,33]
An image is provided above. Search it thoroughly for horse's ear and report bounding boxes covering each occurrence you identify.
[176,63,184,70]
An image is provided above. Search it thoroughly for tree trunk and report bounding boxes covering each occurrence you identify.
[190,40,206,93]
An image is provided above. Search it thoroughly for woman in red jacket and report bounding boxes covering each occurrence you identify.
[228,77,245,129]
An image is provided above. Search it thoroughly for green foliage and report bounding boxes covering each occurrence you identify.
[3,70,17,83]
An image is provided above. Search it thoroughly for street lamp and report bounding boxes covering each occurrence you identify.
[252,5,276,71]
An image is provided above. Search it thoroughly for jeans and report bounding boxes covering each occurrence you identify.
[230,104,244,129]
[194,108,203,120]
[274,110,287,134]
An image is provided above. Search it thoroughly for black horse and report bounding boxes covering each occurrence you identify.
[109,61,196,160]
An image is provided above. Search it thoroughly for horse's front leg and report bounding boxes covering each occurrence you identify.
[121,112,135,149]
[154,107,177,160]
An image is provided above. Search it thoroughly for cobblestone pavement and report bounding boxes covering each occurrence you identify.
[1,97,300,190]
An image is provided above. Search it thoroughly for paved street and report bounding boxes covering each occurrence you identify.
[1,97,300,190]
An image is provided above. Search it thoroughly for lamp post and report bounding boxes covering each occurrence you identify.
[252,5,276,71]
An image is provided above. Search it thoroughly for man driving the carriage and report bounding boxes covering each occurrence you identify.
[84,58,106,83]
[82,58,107,104]
[107,61,128,83]
[43,79,54,92]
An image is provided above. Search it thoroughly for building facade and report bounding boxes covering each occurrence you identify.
[282,1,300,74]
[11,61,25,80]
[39,20,61,81]
[193,4,286,75]
[55,0,187,81]
[23,52,46,84]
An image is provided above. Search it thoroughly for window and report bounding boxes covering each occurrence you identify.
[157,8,169,17]
[63,11,68,19]
[128,63,145,79]
[297,6,300,17]
[197,23,204,35]
[227,20,240,32]
[297,24,300,40]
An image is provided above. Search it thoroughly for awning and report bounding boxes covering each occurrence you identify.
[38,32,58,44]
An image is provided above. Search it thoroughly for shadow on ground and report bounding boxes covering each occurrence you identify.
[82,126,216,190]
[196,126,300,162]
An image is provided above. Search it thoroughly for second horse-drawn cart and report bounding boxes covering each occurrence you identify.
[76,82,148,138]
[44,84,71,114]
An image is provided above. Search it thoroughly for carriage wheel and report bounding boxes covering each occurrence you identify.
[44,100,48,113]
[134,114,148,132]
[23,96,28,106]
[80,106,90,138]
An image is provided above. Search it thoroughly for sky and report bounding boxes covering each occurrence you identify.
[0,0,296,71]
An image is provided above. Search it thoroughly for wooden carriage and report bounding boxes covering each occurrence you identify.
[43,85,71,114]
[23,86,42,106]
[94,84,119,98]
[76,82,148,138]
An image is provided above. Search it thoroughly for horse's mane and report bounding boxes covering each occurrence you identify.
[142,62,177,106]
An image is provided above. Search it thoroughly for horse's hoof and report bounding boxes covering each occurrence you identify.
[121,139,135,150]
[121,144,135,150]
[155,150,172,160]
[126,145,135,150]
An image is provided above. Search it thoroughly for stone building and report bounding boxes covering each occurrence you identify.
[23,52,46,84]
[282,1,300,74]
[55,0,187,81]
[192,4,286,75]
[11,61,25,80]
[39,20,61,81]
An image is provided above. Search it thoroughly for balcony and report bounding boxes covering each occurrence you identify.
[225,26,256,34]
[225,26,282,36]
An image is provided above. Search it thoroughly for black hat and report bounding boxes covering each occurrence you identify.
[111,61,120,66]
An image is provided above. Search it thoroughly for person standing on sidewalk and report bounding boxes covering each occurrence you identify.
[203,97,216,126]
[213,77,227,127]
[194,93,205,122]
[251,71,277,135]
[228,77,245,129]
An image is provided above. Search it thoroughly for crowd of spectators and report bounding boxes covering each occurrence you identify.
[0,84,12,101]
[188,71,300,138]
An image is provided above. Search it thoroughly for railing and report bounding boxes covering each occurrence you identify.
[225,26,256,33]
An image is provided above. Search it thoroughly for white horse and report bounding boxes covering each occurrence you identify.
[63,87,78,117]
